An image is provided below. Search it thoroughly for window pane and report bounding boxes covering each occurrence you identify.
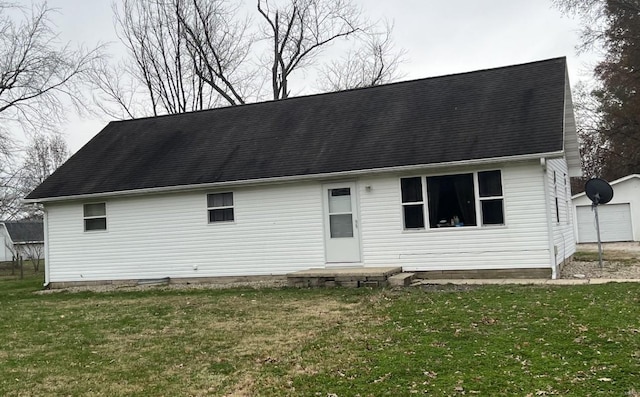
[329,214,353,238]
[209,208,234,222]
[85,218,106,231]
[481,199,504,225]
[207,192,233,208]
[330,188,350,197]
[403,204,425,229]
[401,177,423,203]
[328,189,351,213]
[478,170,502,197]
[222,192,233,206]
[207,194,219,207]
[427,174,476,228]
[84,203,105,217]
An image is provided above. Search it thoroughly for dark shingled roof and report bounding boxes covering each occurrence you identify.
[27,57,568,200]
[3,222,44,243]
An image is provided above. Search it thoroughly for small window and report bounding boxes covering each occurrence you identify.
[478,170,504,225]
[84,203,106,231]
[207,192,234,223]
[553,171,560,223]
[564,174,570,225]
[401,177,425,229]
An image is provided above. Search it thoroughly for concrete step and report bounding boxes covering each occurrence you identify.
[388,272,415,287]
[287,266,402,288]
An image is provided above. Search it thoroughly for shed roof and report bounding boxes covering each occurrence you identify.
[572,174,640,200]
[27,57,570,201]
[2,222,44,243]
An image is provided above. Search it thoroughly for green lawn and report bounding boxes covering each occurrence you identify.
[0,275,638,396]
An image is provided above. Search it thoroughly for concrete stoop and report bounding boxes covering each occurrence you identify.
[287,266,402,288]
[388,272,415,287]
[286,266,640,288]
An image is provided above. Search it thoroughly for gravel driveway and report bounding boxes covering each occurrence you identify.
[561,242,640,279]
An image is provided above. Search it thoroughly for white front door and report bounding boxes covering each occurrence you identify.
[323,183,361,263]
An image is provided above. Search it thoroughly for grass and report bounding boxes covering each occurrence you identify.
[574,249,640,263]
[0,277,639,396]
[0,260,43,282]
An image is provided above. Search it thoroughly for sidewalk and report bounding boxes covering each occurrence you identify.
[413,278,640,286]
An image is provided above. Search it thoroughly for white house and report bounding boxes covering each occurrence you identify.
[573,174,640,243]
[25,58,581,288]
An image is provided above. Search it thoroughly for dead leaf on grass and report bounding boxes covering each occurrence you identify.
[373,373,392,383]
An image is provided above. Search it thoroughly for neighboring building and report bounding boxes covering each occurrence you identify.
[573,174,640,243]
[25,57,580,287]
[0,221,44,262]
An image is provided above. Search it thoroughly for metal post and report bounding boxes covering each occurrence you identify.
[594,204,604,269]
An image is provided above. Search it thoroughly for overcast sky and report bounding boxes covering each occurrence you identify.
[39,0,598,152]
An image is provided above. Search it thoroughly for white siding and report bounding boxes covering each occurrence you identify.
[576,204,633,242]
[573,175,640,242]
[546,158,577,270]
[46,182,326,282]
[564,74,582,177]
[45,161,568,283]
[358,161,554,271]
[0,226,12,261]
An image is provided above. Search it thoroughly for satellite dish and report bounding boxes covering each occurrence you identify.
[584,178,614,269]
[585,178,613,205]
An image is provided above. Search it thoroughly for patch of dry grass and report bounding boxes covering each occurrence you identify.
[1,286,383,396]
[575,248,640,263]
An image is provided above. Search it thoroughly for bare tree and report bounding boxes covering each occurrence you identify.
[19,133,68,219]
[15,133,69,220]
[0,1,100,219]
[177,0,254,106]
[554,0,640,181]
[96,0,252,117]
[317,21,406,91]
[110,0,207,116]
[20,133,68,191]
[257,0,364,99]
[96,0,402,116]
[0,164,22,220]
[0,1,103,134]
[20,242,43,271]
[552,0,640,53]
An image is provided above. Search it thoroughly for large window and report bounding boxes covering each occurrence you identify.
[400,170,504,230]
[84,203,106,231]
[207,192,234,223]
[427,173,476,228]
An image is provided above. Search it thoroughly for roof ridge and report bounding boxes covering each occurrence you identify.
[110,57,567,125]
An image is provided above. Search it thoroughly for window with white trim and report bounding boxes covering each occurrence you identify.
[84,203,107,231]
[564,173,570,224]
[401,177,425,229]
[478,170,504,225]
[400,170,504,230]
[207,192,234,223]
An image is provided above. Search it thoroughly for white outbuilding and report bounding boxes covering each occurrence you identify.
[573,174,640,243]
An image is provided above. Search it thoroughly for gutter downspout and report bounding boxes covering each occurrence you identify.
[43,207,50,287]
[540,158,558,279]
